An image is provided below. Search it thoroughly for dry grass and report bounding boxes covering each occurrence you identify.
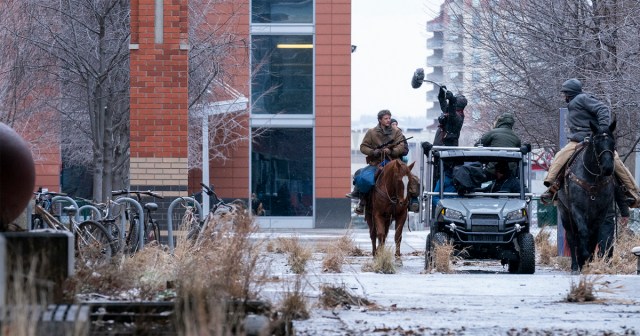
[582,230,639,275]
[433,242,455,273]
[321,234,359,273]
[565,274,620,303]
[279,275,309,321]
[362,245,396,274]
[319,283,375,309]
[271,236,313,274]
[535,226,557,265]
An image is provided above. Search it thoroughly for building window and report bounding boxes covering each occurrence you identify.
[251,35,313,115]
[251,128,313,216]
[252,0,313,23]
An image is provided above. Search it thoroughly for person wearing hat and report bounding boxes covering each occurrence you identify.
[475,112,522,179]
[478,161,521,194]
[347,110,415,214]
[540,78,640,207]
[434,86,467,147]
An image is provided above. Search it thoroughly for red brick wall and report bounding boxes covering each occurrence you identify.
[130,0,189,198]
[316,0,352,199]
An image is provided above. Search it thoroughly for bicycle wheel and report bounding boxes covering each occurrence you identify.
[75,220,113,267]
[102,221,123,253]
[125,217,141,254]
[146,219,161,245]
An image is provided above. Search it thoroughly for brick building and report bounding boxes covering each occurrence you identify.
[129,0,352,229]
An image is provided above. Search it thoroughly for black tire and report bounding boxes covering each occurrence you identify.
[148,219,161,245]
[126,217,141,254]
[425,232,449,271]
[75,220,113,267]
[424,233,432,270]
[103,222,122,254]
[516,233,536,274]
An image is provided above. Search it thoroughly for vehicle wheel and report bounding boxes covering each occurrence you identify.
[424,233,432,270]
[75,220,113,267]
[516,233,535,274]
[426,232,449,271]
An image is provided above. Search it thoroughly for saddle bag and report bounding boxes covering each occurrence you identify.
[354,165,377,193]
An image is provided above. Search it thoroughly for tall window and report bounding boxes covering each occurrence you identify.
[251,128,313,216]
[252,0,313,23]
[251,35,313,115]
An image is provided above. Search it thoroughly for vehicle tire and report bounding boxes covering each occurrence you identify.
[75,220,113,267]
[516,233,535,274]
[424,233,432,270]
[426,232,449,271]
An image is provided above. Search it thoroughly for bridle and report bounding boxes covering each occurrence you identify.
[582,133,614,177]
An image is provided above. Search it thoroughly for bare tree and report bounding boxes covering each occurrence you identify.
[454,0,640,162]
[187,0,253,170]
[11,0,131,201]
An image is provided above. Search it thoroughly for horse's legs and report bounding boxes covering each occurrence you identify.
[394,212,408,258]
[373,213,388,255]
[368,222,377,256]
[562,222,580,272]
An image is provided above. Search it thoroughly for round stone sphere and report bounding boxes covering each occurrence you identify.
[0,122,35,228]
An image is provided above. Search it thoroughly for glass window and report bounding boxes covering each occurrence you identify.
[251,128,313,216]
[252,0,313,23]
[251,35,313,115]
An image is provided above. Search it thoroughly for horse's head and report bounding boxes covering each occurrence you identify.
[380,159,415,199]
[588,119,616,176]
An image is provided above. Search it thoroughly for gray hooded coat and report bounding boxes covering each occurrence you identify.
[561,78,611,142]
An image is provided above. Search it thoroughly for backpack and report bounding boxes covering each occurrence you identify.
[354,165,377,193]
[452,162,486,195]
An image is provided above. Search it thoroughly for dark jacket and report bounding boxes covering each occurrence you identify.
[566,93,610,142]
[360,124,406,165]
[480,176,521,193]
[476,113,521,148]
[434,87,465,146]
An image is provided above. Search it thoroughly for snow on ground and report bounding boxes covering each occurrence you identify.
[253,228,640,335]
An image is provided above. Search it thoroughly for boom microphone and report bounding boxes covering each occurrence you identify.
[411,68,425,89]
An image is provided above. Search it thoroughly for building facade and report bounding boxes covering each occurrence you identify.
[130,0,353,229]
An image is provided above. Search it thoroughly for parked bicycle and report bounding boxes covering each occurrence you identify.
[112,189,164,253]
[32,188,114,266]
[184,183,238,242]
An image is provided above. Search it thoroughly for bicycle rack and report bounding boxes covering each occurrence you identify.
[77,204,102,221]
[167,197,202,254]
[114,197,145,251]
[51,196,81,229]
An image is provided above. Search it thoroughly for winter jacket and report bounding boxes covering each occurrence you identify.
[360,124,407,165]
[434,88,465,146]
[566,93,610,142]
[476,113,521,148]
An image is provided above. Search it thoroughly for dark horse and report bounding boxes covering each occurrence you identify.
[364,159,415,257]
[556,120,617,273]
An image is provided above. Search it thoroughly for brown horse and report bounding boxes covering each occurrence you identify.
[364,159,415,257]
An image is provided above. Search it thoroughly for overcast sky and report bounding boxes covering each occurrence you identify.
[351,0,442,122]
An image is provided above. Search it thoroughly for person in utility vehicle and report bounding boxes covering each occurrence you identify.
[478,161,521,194]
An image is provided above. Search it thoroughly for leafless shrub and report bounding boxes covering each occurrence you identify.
[362,246,396,274]
[433,242,455,273]
[535,226,557,265]
[565,275,620,303]
[583,231,638,275]
[274,236,312,274]
[319,283,375,309]
[279,275,309,321]
[321,235,357,273]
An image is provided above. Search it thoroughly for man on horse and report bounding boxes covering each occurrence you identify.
[347,110,419,215]
[540,78,640,208]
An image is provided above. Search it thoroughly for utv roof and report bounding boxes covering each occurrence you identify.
[432,146,526,162]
